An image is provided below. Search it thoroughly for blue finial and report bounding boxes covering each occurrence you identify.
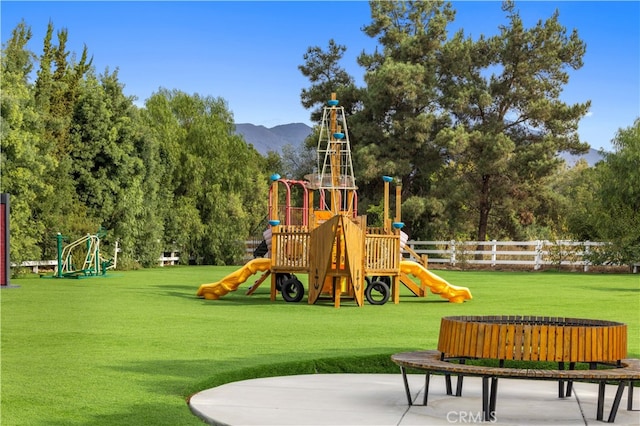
[382,176,393,183]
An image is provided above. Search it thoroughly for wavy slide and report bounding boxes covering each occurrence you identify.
[399,260,472,303]
[196,258,271,300]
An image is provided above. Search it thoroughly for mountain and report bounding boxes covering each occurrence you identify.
[236,123,605,168]
[235,123,313,155]
[559,148,605,167]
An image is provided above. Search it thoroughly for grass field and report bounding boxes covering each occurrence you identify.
[1,267,638,425]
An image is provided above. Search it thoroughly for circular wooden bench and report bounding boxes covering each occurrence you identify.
[392,316,638,423]
[437,315,627,363]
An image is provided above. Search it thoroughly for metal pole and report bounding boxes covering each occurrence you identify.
[56,233,64,278]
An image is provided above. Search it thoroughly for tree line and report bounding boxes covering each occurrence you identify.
[2,21,269,269]
[1,1,638,272]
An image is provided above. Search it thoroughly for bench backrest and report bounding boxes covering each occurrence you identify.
[437,316,627,363]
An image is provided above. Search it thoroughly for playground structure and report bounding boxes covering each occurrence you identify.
[197,94,472,306]
[53,228,115,278]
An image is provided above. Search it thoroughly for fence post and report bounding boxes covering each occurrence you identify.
[114,241,119,270]
[450,240,456,266]
[583,241,590,272]
[491,240,497,267]
[534,240,543,270]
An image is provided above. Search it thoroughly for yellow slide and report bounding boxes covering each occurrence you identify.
[197,258,271,300]
[399,260,472,303]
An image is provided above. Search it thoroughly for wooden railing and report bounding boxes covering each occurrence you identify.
[270,225,310,271]
[364,233,400,273]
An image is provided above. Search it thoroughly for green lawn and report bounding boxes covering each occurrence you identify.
[1,267,638,425]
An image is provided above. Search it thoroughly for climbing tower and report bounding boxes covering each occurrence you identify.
[307,93,357,217]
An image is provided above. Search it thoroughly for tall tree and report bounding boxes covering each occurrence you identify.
[33,24,94,258]
[435,1,590,243]
[299,39,359,123]
[0,21,53,265]
[352,0,455,231]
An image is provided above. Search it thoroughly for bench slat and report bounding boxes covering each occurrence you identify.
[539,326,548,361]
[553,326,562,362]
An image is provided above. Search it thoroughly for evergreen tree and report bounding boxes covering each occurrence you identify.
[435,1,590,242]
[32,22,94,258]
[353,0,455,233]
[299,39,359,123]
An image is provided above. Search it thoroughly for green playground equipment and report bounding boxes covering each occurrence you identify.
[54,228,115,278]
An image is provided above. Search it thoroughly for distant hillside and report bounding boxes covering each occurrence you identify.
[559,148,605,167]
[235,123,312,155]
[236,123,605,167]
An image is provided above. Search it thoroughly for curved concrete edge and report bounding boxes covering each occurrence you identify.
[189,373,640,425]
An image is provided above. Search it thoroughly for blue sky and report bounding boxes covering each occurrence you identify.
[2,1,638,152]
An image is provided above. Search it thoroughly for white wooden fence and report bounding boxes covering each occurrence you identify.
[16,251,180,273]
[16,241,638,273]
[404,240,611,271]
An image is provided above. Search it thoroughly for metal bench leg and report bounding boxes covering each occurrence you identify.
[489,377,499,422]
[597,382,606,421]
[566,362,575,397]
[456,375,464,397]
[558,362,565,398]
[607,381,626,423]
[445,374,453,395]
[456,359,465,396]
[482,377,490,421]
[423,373,430,406]
[400,366,412,406]
[628,380,635,411]
[557,362,575,398]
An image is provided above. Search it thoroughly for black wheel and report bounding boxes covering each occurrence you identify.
[365,280,390,305]
[281,276,304,303]
[275,273,291,292]
[373,276,391,286]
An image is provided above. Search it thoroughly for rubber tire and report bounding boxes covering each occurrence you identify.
[275,273,291,292]
[365,280,390,305]
[373,276,391,286]
[281,277,304,303]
